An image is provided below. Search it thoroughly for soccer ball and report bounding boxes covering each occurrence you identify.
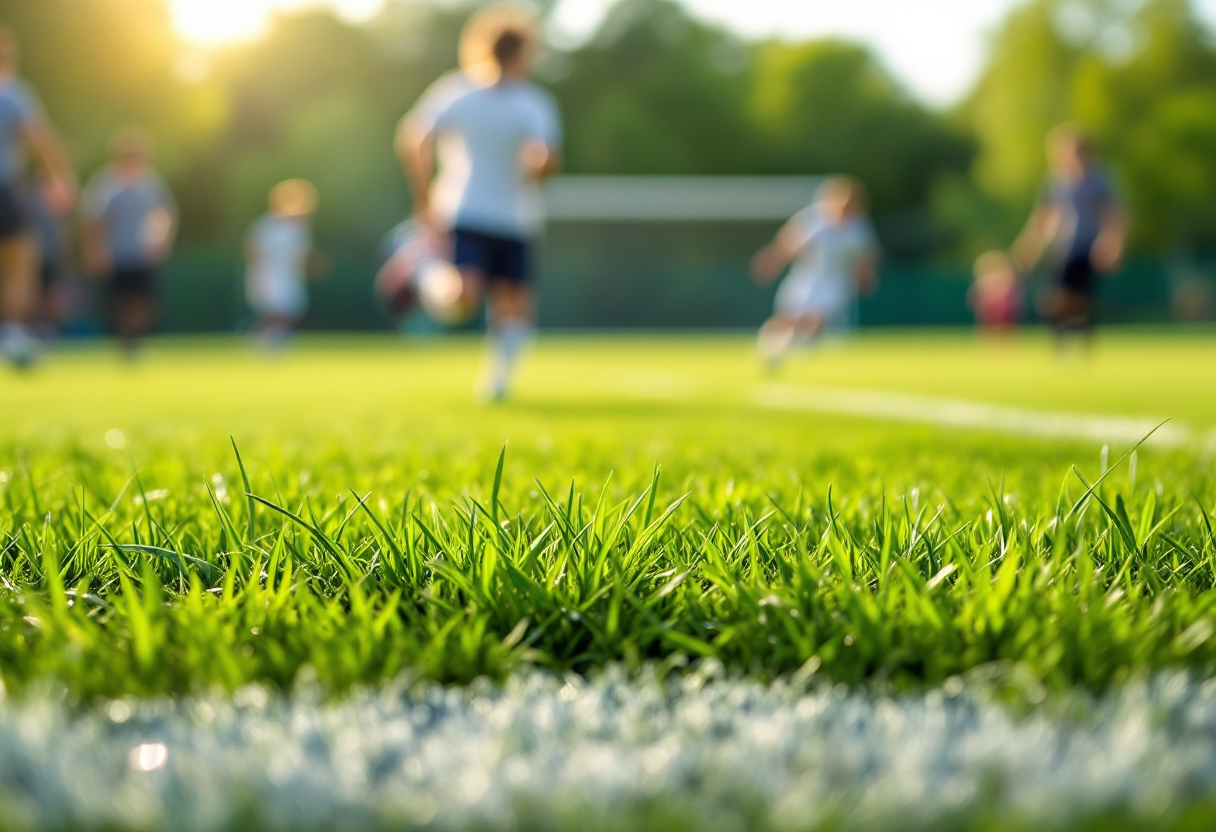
[376,222,479,327]
[418,259,478,326]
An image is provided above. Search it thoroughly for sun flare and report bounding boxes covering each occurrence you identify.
[168,0,384,46]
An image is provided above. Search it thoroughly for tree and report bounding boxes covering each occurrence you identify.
[953,0,1216,255]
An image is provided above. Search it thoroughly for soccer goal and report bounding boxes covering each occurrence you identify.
[540,176,821,330]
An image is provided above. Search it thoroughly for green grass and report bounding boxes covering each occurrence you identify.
[3,331,1216,700]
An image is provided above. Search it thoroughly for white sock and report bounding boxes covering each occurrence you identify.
[490,321,532,393]
[758,324,795,366]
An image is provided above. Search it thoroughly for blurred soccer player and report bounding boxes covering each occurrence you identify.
[0,26,76,368]
[969,251,1024,338]
[31,182,72,338]
[245,179,319,351]
[81,128,177,357]
[1014,126,1127,347]
[403,4,562,401]
[751,177,879,368]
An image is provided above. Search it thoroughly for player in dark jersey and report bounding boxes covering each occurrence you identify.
[1015,126,1127,347]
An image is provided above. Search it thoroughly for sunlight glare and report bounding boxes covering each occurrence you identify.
[168,0,385,46]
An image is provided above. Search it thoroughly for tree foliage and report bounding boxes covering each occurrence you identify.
[956,0,1216,255]
[0,0,1211,267]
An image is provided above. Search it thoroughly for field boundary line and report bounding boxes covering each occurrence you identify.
[755,384,1195,448]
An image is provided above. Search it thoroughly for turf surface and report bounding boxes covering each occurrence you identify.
[3,331,1216,699]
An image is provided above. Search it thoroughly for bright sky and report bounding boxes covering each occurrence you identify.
[167,0,1216,104]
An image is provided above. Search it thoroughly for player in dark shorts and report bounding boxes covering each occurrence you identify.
[0,26,76,368]
[1015,126,1127,346]
[32,185,70,336]
[404,5,562,400]
[81,129,177,357]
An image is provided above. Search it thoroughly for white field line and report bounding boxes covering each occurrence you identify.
[6,671,1216,831]
[756,383,1195,448]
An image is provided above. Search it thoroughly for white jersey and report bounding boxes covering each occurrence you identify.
[407,72,480,231]
[246,214,311,318]
[775,209,877,319]
[427,80,562,239]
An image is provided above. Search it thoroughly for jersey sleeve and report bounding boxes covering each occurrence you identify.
[528,91,562,148]
[407,73,471,136]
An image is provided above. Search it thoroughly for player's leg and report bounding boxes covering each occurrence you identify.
[482,237,533,400]
[36,257,63,338]
[1049,258,1096,350]
[110,268,157,357]
[0,231,41,367]
[450,229,490,316]
[758,312,799,369]
[256,312,297,351]
[793,312,828,342]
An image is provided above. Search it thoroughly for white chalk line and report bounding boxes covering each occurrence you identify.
[756,383,1199,448]
[596,369,1210,449]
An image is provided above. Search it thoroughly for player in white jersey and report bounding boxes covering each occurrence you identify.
[244,179,319,350]
[403,4,562,400]
[751,177,880,368]
[0,26,76,368]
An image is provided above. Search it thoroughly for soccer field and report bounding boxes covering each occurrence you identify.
[5,330,1216,831]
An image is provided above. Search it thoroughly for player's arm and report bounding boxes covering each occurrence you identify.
[23,119,76,215]
[1091,202,1128,273]
[397,116,436,222]
[1012,203,1058,271]
[523,139,561,182]
[854,251,880,296]
[146,187,178,264]
[523,96,563,182]
[751,221,805,285]
[79,213,109,278]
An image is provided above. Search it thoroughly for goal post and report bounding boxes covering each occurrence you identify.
[539,176,822,329]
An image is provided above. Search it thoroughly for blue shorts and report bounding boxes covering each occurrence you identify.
[1054,254,1097,295]
[452,228,532,285]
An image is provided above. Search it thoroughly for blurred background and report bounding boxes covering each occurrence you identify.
[10,0,1216,332]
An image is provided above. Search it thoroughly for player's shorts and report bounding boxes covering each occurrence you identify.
[248,278,308,320]
[774,273,852,321]
[1053,255,1097,294]
[452,228,531,285]
[109,265,159,302]
[0,184,32,240]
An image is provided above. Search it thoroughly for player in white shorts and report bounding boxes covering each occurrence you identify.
[244,179,319,350]
[751,176,879,368]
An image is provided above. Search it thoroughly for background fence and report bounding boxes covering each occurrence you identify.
[63,176,1213,335]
